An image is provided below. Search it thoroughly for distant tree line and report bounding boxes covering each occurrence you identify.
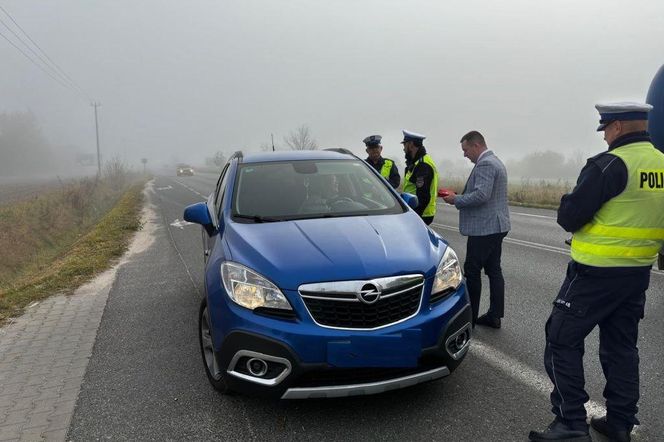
[505,150,586,180]
[438,149,587,183]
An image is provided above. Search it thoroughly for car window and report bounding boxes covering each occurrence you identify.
[232,159,404,221]
[214,163,230,218]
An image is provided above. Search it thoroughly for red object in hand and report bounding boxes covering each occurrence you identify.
[438,188,452,198]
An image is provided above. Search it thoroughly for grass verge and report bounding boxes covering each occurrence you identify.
[440,177,572,209]
[0,182,145,325]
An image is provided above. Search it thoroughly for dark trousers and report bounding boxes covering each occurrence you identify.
[464,232,507,324]
[544,261,649,432]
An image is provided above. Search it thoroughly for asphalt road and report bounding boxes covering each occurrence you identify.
[67,173,664,441]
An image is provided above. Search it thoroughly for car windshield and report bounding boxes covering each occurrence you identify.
[232,159,404,221]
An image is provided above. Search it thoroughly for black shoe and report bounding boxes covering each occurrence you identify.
[475,313,501,329]
[529,419,591,441]
[590,416,631,442]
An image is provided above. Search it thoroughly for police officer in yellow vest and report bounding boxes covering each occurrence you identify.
[401,130,439,225]
[530,102,664,442]
[363,135,400,188]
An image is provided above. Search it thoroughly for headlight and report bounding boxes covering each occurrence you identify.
[221,262,292,311]
[432,246,463,295]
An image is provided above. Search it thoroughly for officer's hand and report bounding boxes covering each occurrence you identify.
[442,192,456,205]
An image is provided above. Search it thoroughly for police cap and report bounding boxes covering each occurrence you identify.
[400,129,426,144]
[363,135,382,147]
[595,101,653,131]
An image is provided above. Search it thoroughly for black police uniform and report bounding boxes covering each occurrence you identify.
[405,146,435,225]
[546,131,653,432]
[366,156,400,189]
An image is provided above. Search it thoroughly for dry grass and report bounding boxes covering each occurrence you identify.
[0,178,119,283]
[0,173,146,324]
[508,178,573,209]
[438,176,572,209]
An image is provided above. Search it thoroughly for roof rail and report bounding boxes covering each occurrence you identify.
[230,150,243,162]
[323,148,355,156]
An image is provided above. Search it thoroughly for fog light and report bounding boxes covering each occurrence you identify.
[445,324,471,360]
[454,333,468,349]
[246,358,268,377]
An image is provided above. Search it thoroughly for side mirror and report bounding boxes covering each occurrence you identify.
[400,193,419,210]
[184,202,213,226]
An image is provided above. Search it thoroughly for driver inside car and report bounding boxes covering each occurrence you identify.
[299,174,339,214]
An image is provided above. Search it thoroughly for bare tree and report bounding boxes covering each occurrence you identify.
[103,155,129,190]
[283,125,318,150]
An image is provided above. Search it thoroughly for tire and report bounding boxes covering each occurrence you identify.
[198,298,229,393]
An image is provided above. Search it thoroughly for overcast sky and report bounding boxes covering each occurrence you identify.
[1,0,663,171]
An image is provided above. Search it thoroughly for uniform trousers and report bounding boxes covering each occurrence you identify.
[544,261,650,432]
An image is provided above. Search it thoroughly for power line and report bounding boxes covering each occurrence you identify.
[0,7,89,101]
[0,5,90,100]
[0,17,63,84]
[0,28,79,95]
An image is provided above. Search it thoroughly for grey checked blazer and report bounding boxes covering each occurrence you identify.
[454,150,511,237]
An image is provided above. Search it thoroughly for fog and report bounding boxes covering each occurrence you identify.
[1,0,663,179]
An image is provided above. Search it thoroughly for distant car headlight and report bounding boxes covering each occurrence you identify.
[431,246,463,295]
[221,262,292,311]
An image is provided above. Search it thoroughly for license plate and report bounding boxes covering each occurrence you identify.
[326,329,421,368]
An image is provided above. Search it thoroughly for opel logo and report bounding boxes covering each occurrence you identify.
[358,283,381,305]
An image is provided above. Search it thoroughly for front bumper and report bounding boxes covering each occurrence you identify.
[216,303,472,398]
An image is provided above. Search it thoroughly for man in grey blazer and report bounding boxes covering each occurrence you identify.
[442,131,510,328]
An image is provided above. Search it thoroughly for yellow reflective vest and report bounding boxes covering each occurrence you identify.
[571,142,664,267]
[403,154,439,217]
[380,159,394,180]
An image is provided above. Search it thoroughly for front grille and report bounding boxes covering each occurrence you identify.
[299,275,423,329]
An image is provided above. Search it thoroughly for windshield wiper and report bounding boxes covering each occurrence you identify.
[233,214,283,223]
[282,213,371,221]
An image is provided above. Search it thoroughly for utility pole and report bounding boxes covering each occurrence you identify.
[91,101,101,176]
[271,133,275,151]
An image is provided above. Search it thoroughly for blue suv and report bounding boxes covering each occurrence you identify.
[183,149,471,398]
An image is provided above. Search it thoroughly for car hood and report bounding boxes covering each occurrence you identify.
[224,212,447,290]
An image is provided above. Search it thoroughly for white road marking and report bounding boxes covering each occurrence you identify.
[170,218,194,229]
[512,211,557,220]
[436,202,557,220]
[472,338,640,434]
[504,236,570,256]
[157,185,173,190]
[173,179,207,198]
[436,203,556,220]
